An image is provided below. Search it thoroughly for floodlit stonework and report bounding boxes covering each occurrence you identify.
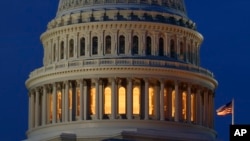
[25,0,218,141]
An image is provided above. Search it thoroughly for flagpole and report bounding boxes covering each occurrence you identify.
[232,98,234,125]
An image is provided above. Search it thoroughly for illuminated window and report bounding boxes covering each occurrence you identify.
[132,36,138,55]
[92,36,98,55]
[118,87,126,114]
[60,41,64,59]
[119,35,125,54]
[146,36,151,55]
[182,92,187,120]
[90,87,96,115]
[69,39,74,58]
[171,90,175,117]
[49,94,52,123]
[191,93,195,121]
[105,35,111,54]
[80,37,85,56]
[57,91,62,122]
[69,89,72,110]
[133,87,140,114]
[77,89,80,116]
[164,88,167,118]
[159,38,164,56]
[149,87,154,115]
[104,87,111,114]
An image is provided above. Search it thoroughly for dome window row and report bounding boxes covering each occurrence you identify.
[44,33,200,66]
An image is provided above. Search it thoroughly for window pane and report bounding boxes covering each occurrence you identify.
[133,87,140,114]
[118,87,126,114]
[92,37,98,55]
[105,36,111,54]
[119,35,125,54]
[104,87,111,114]
[80,37,85,56]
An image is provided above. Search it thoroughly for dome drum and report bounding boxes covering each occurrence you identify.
[25,0,218,140]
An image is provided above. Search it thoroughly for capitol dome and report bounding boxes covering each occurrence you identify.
[25,0,218,141]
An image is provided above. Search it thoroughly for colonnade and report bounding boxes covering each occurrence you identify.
[28,77,214,130]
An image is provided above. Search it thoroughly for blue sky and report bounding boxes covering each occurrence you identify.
[0,0,249,141]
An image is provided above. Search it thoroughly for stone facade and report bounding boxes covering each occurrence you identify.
[25,0,218,141]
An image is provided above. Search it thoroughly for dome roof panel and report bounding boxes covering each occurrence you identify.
[57,0,187,18]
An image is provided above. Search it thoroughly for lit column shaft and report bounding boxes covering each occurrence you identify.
[160,80,165,121]
[127,78,133,120]
[83,80,88,120]
[95,79,99,120]
[187,84,191,123]
[52,83,57,124]
[174,81,179,122]
[111,78,117,119]
[65,81,69,122]
[144,78,149,120]
[79,80,83,120]
[99,80,103,120]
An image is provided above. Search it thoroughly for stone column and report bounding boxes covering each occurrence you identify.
[79,80,83,120]
[35,88,40,127]
[42,86,47,125]
[83,80,88,120]
[187,84,191,123]
[65,81,69,122]
[95,79,99,120]
[61,83,65,122]
[111,78,117,119]
[144,78,149,120]
[168,87,172,120]
[52,83,57,124]
[154,83,160,120]
[126,78,133,120]
[29,92,34,129]
[99,80,103,119]
[204,89,208,127]
[174,81,179,122]
[160,80,165,121]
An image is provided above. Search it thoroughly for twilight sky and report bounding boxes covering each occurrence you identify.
[0,0,249,141]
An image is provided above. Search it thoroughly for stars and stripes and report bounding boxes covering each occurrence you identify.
[216,101,233,116]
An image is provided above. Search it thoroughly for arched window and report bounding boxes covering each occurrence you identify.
[105,35,111,54]
[133,87,140,114]
[92,36,98,55]
[159,38,164,56]
[69,39,74,58]
[119,35,125,54]
[53,44,56,61]
[118,87,126,114]
[170,39,175,58]
[104,87,111,114]
[132,36,138,55]
[146,36,151,55]
[80,37,85,56]
[60,41,64,60]
[179,42,184,60]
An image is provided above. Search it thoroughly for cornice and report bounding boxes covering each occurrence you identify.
[41,21,203,43]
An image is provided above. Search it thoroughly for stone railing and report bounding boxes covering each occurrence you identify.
[29,58,214,78]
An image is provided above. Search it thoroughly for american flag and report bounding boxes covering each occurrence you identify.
[216,101,232,116]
